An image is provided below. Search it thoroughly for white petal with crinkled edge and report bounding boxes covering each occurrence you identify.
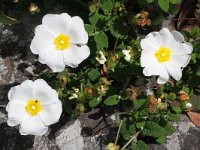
[171,30,184,42]
[8,80,33,103]
[33,79,59,105]
[6,100,26,126]
[30,25,55,55]
[141,28,172,52]
[62,44,90,68]
[38,48,65,72]
[19,115,48,136]
[165,64,182,81]
[157,67,170,84]
[42,13,72,35]
[39,100,62,126]
[67,16,88,44]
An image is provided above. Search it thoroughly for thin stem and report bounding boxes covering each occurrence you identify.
[115,120,123,145]
[170,17,197,21]
[121,131,141,149]
[113,36,119,52]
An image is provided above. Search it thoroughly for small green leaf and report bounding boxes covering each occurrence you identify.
[136,122,145,129]
[171,106,182,114]
[89,97,102,107]
[89,13,101,26]
[158,0,170,12]
[169,0,182,4]
[182,85,190,93]
[100,0,114,14]
[0,13,19,24]
[84,24,95,36]
[132,140,148,150]
[87,69,101,81]
[190,94,200,111]
[166,92,176,101]
[142,121,165,138]
[164,123,175,136]
[133,99,147,109]
[104,95,119,106]
[94,31,108,50]
[168,113,181,121]
[156,135,166,144]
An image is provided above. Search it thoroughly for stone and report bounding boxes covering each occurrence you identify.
[148,115,200,150]
[55,119,84,150]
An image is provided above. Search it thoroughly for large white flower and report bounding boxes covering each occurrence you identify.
[6,79,62,136]
[30,13,90,72]
[140,28,193,84]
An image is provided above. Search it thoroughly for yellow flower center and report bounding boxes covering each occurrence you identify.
[155,46,171,63]
[54,34,70,50]
[25,99,42,117]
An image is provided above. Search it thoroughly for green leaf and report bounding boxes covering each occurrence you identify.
[84,24,95,36]
[0,13,19,24]
[43,0,56,10]
[89,13,101,26]
[164,123,175,136]
[171,106,182,114]
[120,118,131,140]
[132,140,148,150]
[156,135,166,144]
[142,121,165,138]
[168,113,181,121]
[133,99,147,109]
[169,0,182,4]
[136,122,145,129]
[182,85,189,93]
[87,69,101,81]
[169,4,180,15]
[166,92,176,101]
[89,97,102,107]
[158,0,170,12]
[100,0,114,14]
[104,95,119,106]
[94,31,108,50]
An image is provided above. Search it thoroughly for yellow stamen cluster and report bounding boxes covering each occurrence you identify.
[155,46,171,63]
[54,34,70,50]
[25,99,42,117]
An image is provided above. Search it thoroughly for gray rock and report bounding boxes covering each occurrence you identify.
[148,115,200,150]
[55,119,84,150]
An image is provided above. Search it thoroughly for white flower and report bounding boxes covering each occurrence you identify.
[185,102,192,109]
[122,49,131,62]
[96,51,107,64]
[140,28,193,84]
[6,79,62,136]
[30,13,90,72]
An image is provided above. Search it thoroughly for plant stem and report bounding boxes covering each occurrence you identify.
[115,120,123,145]
[113,36,119,52]
[121,131,141,149]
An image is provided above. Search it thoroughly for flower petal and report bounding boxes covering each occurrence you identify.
[39,100,62,126]
[140,51,158,67]
[67,16,88,44]
[6,100,26,126]
[157,67,170,84]
[19,115,48,136]
[63,44,90,68]
[38,48,65,72]
[33,79,59,105]
[8,80,33,103]
[171,30,184,42]
[169,55,191,68]
[165,64,182,81]
[30,25,55,55]
[141,28,171,53]
[42,13,72,35]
